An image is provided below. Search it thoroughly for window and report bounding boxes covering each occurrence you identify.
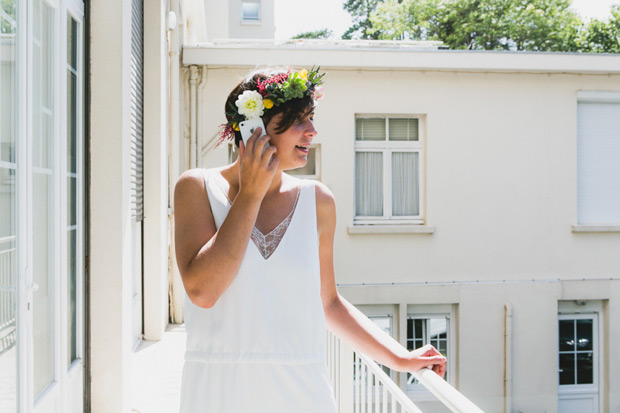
[354,116,423,225]
[558,316,595,386]
[577,92,620,225]
[406,315,450,398]
[241,1,260,21]
[558,301,601,413]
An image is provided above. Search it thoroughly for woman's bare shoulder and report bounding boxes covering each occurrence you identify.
[311,180,335,206]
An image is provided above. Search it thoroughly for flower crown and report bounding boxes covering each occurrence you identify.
[219,67,325,144]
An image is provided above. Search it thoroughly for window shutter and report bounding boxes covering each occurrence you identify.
[389,118,418,141]
[130,0,144,221]
[577,102,620,224]
[356,118,386,141]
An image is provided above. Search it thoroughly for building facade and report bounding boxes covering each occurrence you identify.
[189,45,620,412]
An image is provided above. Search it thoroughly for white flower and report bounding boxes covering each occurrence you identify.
[235,90,265,119]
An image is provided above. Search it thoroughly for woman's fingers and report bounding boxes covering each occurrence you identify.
[245,127,263,156]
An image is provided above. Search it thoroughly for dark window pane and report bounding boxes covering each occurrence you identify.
[415,319,423,339]
[577,352,594,384]
[407,319,412,338]
[559,353,575,385]
[559,320,575,351]
[576,319,593,351]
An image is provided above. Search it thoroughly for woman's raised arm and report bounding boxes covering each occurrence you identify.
[174,131,277,308]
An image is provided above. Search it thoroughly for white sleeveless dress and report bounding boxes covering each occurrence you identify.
[179,168,337,413]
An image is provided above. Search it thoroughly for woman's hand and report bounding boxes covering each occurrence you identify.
[237,127,278,201]
[401,344,447,378]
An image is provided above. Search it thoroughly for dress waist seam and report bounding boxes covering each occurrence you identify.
[184,351,325,365]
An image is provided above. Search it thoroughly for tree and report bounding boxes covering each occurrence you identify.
[342,0,384,40]
[292,28,334,39]
[577,5,620,53]
[1,0,17,34]
[369,0,584,51]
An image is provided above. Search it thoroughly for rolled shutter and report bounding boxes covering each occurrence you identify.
[130,0,144,221]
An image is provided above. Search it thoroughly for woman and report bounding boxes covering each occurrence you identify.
[174,67,446,412]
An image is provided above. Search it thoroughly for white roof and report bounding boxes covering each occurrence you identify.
[183,39,620,74]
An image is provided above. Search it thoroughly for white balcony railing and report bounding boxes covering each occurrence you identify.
[0,236,17,355]
[326,331,485,413]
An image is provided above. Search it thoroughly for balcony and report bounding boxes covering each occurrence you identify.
[132,326,484,413]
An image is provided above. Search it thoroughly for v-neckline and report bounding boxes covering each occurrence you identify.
[211,169,302,260]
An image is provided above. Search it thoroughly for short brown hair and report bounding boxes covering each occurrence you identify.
[225,69,315,147]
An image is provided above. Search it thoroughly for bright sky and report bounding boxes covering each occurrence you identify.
[274,0,620,40]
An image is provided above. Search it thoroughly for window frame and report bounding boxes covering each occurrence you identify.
[354,114,425,226]
[240,0,260,23]
[558,312,599,394]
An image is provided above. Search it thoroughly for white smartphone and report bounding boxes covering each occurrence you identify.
[239,118,269,152]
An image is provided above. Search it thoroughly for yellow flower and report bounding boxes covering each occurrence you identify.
[233,122,239,131]
[263,99,274,109]
[299,69,308,80]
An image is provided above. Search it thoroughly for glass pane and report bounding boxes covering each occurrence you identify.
[370,316,391,335]
[559,319,574,351]
[355,152,383,216]
[241,2,259,20]
[68,229,77,364]
[67,71,77,173]
[0,2,18,410]
[356,118,385,141]
[392,152,419,216]
[429,318,447,342]
[559,353,575,385]
[414,319,423,340]
[33,0,55,398]
[0,179,17,410]
[577,352,593,384]
[33,172,54,398]
[68,16,77,69]
[576,319,593,351]
[389,118,419,141]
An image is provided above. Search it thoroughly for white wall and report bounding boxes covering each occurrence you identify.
[195,62,620,411]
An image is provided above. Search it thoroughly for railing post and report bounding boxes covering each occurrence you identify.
[339,338,355,413]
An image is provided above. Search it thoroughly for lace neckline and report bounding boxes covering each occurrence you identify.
[212,170,302,260]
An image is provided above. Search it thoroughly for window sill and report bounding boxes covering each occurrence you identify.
[347,225,435,234]
[571,225,620,233]
[240,19,261,26]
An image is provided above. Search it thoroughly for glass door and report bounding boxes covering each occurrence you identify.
[0,0,18,410]
[0,0,85,411]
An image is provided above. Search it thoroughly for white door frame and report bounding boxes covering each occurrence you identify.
[558,312,600,413]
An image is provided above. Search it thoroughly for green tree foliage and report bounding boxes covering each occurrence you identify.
[1,0,17,34]
[577,5,620,53]
[363,0,620,52]
[292,28,334,39]
[342,0,384,39]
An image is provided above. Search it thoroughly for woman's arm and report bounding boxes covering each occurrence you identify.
[315,183,446,376]
[174,131,277,308]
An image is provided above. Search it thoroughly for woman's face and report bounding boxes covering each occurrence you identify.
[265,111,317,171]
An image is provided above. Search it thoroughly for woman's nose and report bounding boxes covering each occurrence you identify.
[305,120,317,137]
